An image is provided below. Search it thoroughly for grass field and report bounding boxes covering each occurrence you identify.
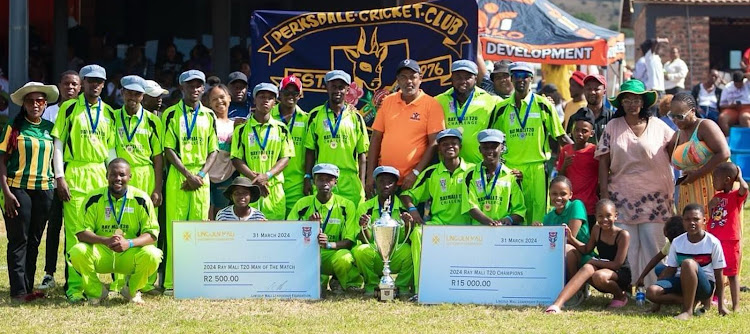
[1,211,749,333]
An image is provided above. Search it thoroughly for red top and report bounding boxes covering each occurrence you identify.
[556,143,599,215]
[708,189,747,241]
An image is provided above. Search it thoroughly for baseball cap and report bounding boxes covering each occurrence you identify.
[583,74,606,87]
[120,75,146,93]
[79,64,107,80]
[324,70,351,85]
[509,62,533,74]
[143,80,169,97]
[491,60,513,75]
[570,71,586,87]
[312,163,340,178]
[451,60,478,75]
[280,75,303,93]
[373,166,400,179]
[477,129,506,143]
[396,59,420,75]
[179,70,206,85]
[436,128,462,142]
[227,71,248,85]
[252,83,279,98]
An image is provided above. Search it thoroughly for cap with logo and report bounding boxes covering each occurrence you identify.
[280,75,303,93]
[396,59,420,75]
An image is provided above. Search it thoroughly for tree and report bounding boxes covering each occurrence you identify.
[573,12,597,25]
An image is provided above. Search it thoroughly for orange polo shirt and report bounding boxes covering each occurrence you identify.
[372,90,445,184]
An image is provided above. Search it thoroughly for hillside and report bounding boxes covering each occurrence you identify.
[549,0,622,31]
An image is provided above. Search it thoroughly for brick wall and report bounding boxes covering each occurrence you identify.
[654,15,710,88]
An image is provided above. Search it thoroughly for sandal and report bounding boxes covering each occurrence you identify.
[608,298,628,308]
[545,305,562,314]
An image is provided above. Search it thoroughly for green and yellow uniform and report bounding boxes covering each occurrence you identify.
[51,94,115,299]
[231,116,295,220]
[113,107,163,195]
[350,195,413,293]
[288,194,360,289]
[162,100,218,290]
[462,164,526,225]
[0,119,55,190]
[304,104,369,205]
[271,105,309,214]
[489,92,565,224]
[402,159,473,292]
[435,87,499,164]
[68,186,161,299]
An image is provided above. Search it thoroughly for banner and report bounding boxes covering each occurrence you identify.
[478,0,624,65]
[250,0,477,127]
[173,221,321,300]
[419,225,565,305]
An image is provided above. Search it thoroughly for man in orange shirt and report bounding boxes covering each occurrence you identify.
[365,59,445,197]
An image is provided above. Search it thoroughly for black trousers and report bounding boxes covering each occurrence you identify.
[43,192,63,274]
[4,188,53,297]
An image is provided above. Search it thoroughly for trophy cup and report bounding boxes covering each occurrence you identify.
[362,198,411,301]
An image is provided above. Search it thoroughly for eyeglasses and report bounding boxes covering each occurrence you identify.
[511,72,533,80]
[667,111,692,121]
[24,97,47,105]
[620,99,643,106]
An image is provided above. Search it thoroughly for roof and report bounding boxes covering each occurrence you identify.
[634,0,750,4]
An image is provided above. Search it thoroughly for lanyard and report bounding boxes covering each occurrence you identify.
[513,94,535,130]
[325,103,344,139]
[107,190,128,230]
[451,89,475,124]
[120,107,144,143]
[480,164,503,200]
[278,108,297,127]
[316,201,335,232]
[85,97,102,134]
[182,102,200,140]
[251,123,272,151]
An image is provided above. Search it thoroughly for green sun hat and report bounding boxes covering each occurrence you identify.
[609,79,658,110]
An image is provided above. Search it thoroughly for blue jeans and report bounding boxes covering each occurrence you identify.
[698,106,719,123]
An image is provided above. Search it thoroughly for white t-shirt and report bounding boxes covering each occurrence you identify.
[43,104,60,123]
[719,82,750,106]
[645,51,665,91]
[664,58,688,90]
[697,84,718,108]
[666,232,726,282]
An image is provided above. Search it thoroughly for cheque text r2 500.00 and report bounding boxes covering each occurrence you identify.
[204,275,240,283]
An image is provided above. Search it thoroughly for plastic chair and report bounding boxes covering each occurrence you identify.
[731,153,750,182]
[729,127,750,153]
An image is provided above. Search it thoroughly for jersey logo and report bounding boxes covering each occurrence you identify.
[410,112,421,121]
[328,218,341,225]
[509,111,515,124]
[475,179,484,192]
[439,178,447,192]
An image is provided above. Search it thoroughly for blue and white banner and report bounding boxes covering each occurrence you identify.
[419,225,565,305]
[173,221,321,300]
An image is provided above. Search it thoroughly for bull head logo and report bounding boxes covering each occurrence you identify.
[345,27,389,91]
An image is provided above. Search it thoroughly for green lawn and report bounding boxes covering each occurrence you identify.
[1,210,749,333]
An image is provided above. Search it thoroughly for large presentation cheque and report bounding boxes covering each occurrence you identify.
[173,221,321,300]
[419,225,565,305]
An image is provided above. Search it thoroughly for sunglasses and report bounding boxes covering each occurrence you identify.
[511,72,533,80]
[281,90,300,97]
[24,97,47,105]
[667,112,688,120]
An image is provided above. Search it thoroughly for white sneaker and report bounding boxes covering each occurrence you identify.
[129,291,145,305]
[38,274,55,290]
[163,289,174,296]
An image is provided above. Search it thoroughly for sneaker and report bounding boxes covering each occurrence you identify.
[89,285,109,305]
[163,289,174,296]
[329,279,344,295]
[38,275,55,290]
[582,283,591,299]
[67,294,86,304]
[120,285,133,301]
[408,294,419,302]
[129,291,145,305]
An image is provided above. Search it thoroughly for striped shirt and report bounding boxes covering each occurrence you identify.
[0,119,55,190]
[215,205,266,221]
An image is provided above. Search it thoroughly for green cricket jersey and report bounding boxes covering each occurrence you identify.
[270,105,309,184]
[114,106,163,166]
[403,159,473,225]
[435,87,499,164]
[287,194,358,243]
[51,94,115,163]
[231,115,295,185]
[162,100,218,166]
[304,103,369,174]
[462,163,526,225]
[74,186,158,240]
[357,195,409,243]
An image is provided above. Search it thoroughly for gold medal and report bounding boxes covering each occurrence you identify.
[185,143,193,151]
[519,132,526,139]
[125,145,133,153]
[260,153,268,162]
[91,136,99,145]
[330,141,338,149]
[483,203,492,212]
[114,229,123,236]
[457,126,464,134]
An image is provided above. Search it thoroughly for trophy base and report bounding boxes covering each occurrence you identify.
[375,286,397,302]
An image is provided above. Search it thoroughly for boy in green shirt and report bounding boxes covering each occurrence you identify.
[68,159,161,305]
[401,128,473,296]
[351,166,414,297]
[288,163,361,294]
[231,83,294,220]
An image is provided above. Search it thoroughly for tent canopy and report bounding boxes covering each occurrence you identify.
[478,0,624,66]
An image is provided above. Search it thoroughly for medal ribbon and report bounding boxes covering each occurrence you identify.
[182,102,200,141]
[317,201,335,232]
[85,97,102,134]
[107,190,128,231]
[451,89,475,124]
[325,103,344,139]
[120,107,144,143]
[480,164,503,201]
[513,94,535,131]
[252,123,272,152]
[278,108,297,127]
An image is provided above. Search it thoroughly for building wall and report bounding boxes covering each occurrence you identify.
[655,15,710,88]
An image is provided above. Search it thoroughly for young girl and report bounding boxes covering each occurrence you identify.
[545,199,632,313]
[556,114,599,229]
[537,176,594,282]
